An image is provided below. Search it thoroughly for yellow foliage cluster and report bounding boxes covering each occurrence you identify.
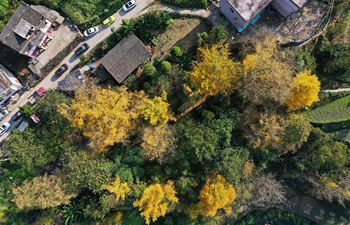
[190,44,242,97]
[287,70,321,111]
[141,124,176,162]
[320,178,338,189]
[198,175,236,217]
[133,181,178,224]
[102,176,130,202]
[139,91,175,126]
[59,85,173,151]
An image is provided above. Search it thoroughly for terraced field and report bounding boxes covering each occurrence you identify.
[305,94,350,124]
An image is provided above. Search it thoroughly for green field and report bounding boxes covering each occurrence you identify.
[305,94,350,124]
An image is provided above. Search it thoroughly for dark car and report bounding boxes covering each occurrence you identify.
[12,111,22,122]
[75,43,90,56]
[54,64,68,76]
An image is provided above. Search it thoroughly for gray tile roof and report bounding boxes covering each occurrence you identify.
[101,34,151,83]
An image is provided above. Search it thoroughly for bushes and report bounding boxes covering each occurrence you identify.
[171,46,183,58]
[161,0,207,9]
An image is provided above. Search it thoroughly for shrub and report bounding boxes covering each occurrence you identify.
[160,61,172,74]
[208,25,229,44]
[171,46,183,58]
[20,105,33,117]
[143,61,158,78]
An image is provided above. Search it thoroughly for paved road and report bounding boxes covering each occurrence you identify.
[0,0,156,142]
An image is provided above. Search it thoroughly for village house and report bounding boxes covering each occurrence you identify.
[220,0,309,32]
[97,34,152,83]
[0,65,23,106]
[0,2,64,59]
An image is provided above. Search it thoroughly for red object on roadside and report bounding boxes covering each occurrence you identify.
[36,87,47,96]
[31,114,40,124]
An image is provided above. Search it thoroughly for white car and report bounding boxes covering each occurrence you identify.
[83,26,99,37]
[123,0,136,12]
[0,122,11,136]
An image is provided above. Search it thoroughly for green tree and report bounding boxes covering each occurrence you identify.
[282,115,312,151]
[176,119,219,163]
[208,25,229,44]
[0,0,9,18]
[304,128,348,171]
[12,174,74,210]
[216,148,249,184]
[3,129,54,173]
[63,151,114,192]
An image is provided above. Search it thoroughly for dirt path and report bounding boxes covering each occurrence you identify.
[282,188,349,225]
[321,88,350,93]
[143,4,211,18]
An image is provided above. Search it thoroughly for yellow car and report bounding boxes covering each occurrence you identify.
[103,16,116,27]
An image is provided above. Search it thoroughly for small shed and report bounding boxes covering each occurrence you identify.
[99,34,151,83]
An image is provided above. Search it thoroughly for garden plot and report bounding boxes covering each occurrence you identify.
[153,18,209,57]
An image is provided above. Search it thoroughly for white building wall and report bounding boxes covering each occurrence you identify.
[0,65,23,106]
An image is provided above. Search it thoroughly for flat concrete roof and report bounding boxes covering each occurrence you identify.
[227,0,272,22]
[292,0,308,8]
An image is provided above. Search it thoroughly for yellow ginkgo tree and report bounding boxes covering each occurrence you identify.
[102,176,130,202]
[59,84,173,151]
[190,43,243,97]
[197,175,236,217]
[286,70,321,111]
[133,181,178,224]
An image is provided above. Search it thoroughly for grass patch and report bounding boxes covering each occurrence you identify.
[305,94,350,124]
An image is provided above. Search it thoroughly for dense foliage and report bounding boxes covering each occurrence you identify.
[1,2,350,224]
[161,0,207,9]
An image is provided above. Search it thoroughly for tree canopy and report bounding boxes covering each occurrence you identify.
[189,44,242,97]
[133,182,178,224]
[287,70,320,110]
[59,85,173,151]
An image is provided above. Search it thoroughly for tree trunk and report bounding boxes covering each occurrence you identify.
[178,95,208,119]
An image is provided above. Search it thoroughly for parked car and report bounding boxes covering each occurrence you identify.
[12,111,22,122]
[1,108,9,116]
[123,0,137,12]
[54,64,68,76]
[75,43,90,56]
[31,114,40,124]
[0,122,11,136]
[0,113,5,121]
[83,26,99,37]
[103,16,116,27]
[0,108,9,121]
[36,87,47,97]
